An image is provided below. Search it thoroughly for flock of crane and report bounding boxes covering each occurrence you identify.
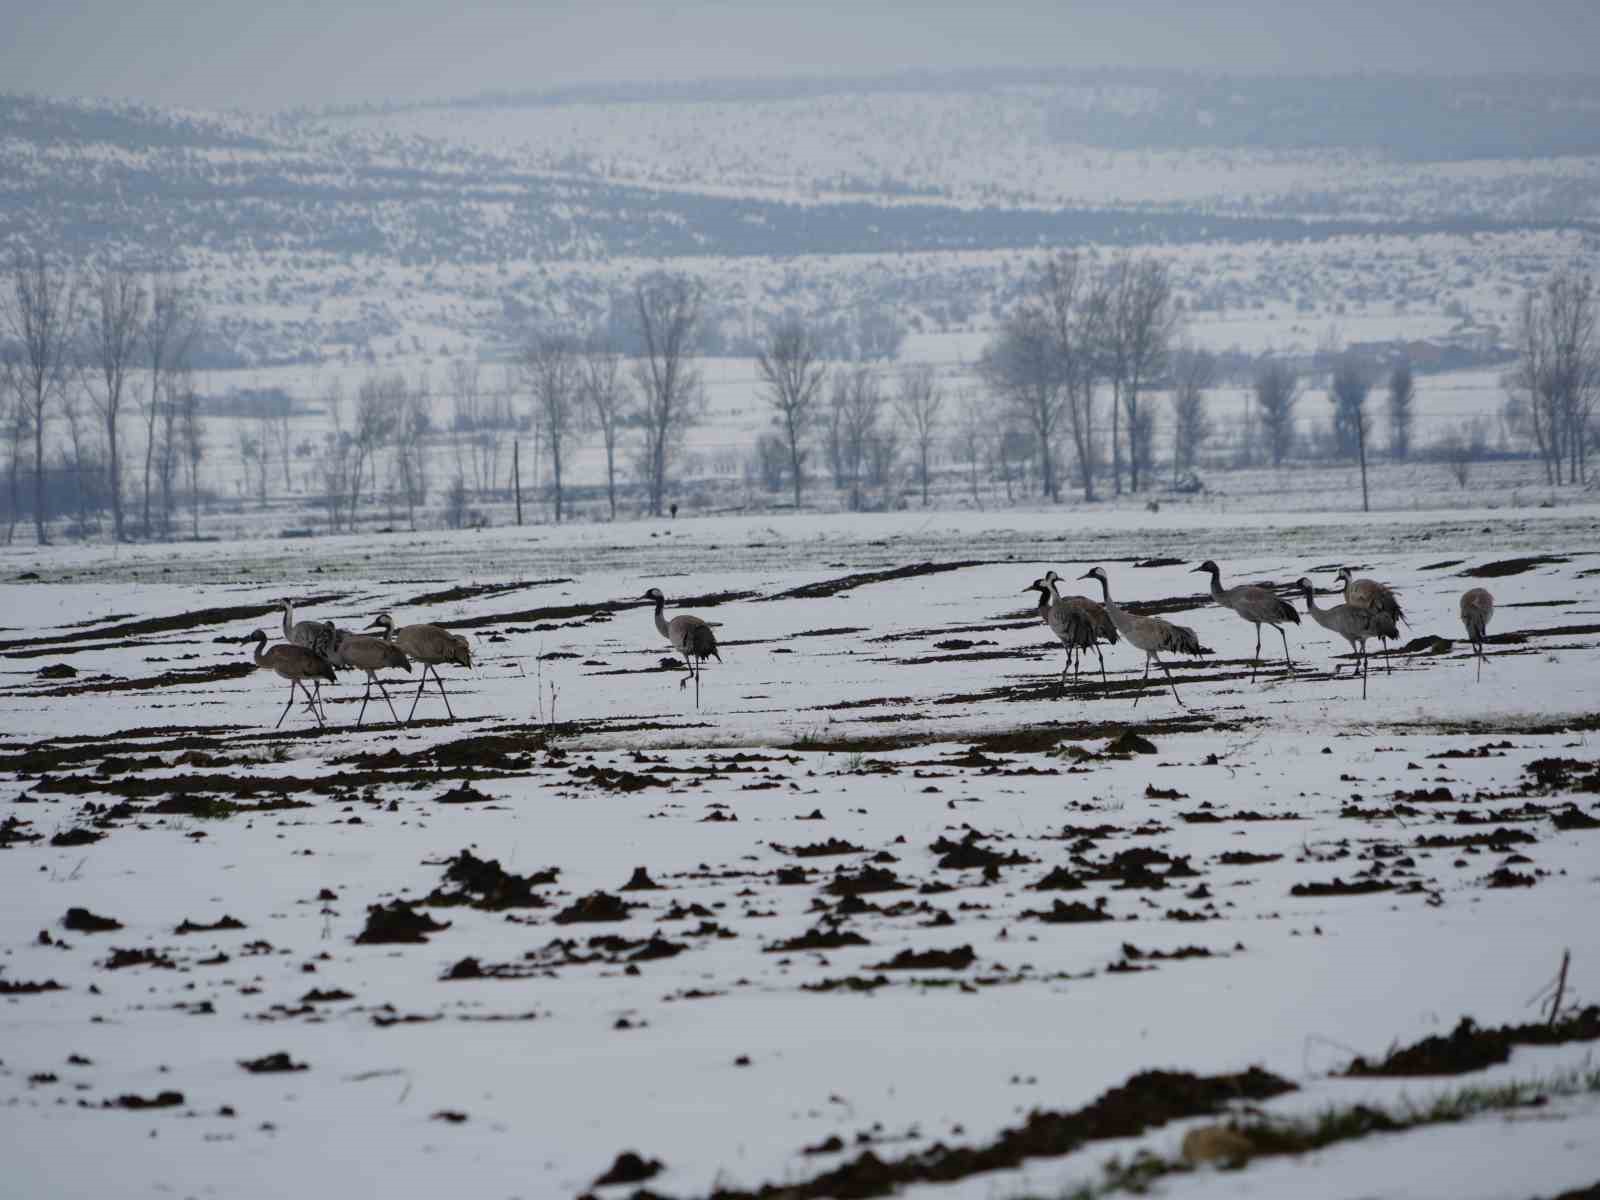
[242,567,1496,728]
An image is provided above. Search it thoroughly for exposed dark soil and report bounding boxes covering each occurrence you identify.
[0,594,347,652]
[765,561,994,602]
[63,907,123,933]
[1021,898,1113,924]
[32,662,254,697]
[593,1151,664,1187]
[174,915,246,934]
[239,1052,308,1074]
[402,578,570,607]
[661,1066,1293,1200]
[868,945,976,971]
[1290,878,1395,897]
[356,902,451,944]
[1345,1008,1600,1077]
[104,1091,185,1110]
[766,926,872,953]
[423,850,558,911]
[552,892,636,924]
[1461,555,1572,578]
[0,978,64,994]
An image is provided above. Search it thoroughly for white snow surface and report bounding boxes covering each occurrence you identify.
[2,508,1599,1200]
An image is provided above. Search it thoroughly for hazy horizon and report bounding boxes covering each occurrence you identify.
[5,0,1600,113]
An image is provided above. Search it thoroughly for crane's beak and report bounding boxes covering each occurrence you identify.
[1188,565,1205,574]
[1077,571,1094,581]
[363,620,383,631]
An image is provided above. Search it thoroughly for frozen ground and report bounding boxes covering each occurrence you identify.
[2,508,1599,1200]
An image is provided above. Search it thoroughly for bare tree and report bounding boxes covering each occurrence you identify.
[632,273,706,516]
[1330,353,1373,511]
[1040,252,1111,501]
[524,333,587,523]
[893,364,943,507]
[172,367,204,539]
[1,348,24,543]
[951,386,991,507]
[1105,257,1178,494]
[1511,270,1599,485]
[152,376,183,537]
[82,263,145,540]
[981,308,1063,501]
[391,375,430,531]
[1169,344,1214,484]
[1438,418,1488,488]
[829,366,885,510]
[448,357,494,500]
[59,381,101,536]
[1387,361,1415,461]
[755,317,828,509]
[316,380,354,533]
[1253,358,1301,467]
[580,336,626,520]
[139,273,196,536]
[350,374,400,525]
[2,251,80,543]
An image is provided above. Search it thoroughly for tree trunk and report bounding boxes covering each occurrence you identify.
[1357,423,1369,513]
[106,412,123,540]
[552,441,563,524]
[1111,383,1122,496]
[790,430,803,510]
[513,440,522,525]
[32,416,45,544]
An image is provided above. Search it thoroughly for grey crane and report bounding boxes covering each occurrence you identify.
[1459,587,1494,682]
[1334,566,1406,673]
[247,629,336,729]
[365,612,472,723]
[1078,566,1210,707]
[643,586,721,707]
[1037,570,1118,687]
[1294,578,1397,699]
[280,597,343,706]
[331,633,412,726]
[1192,560,1300,680]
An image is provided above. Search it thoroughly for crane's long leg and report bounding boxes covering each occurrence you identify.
[1132,655,1153,707]
[433,665,457,720]
[376,675,402,724]
[1094,641,1108,688]
[1360,642,1369,701]
[274,681,297,729]
[1475,637,1484,682]
[1156,653,1185,707]
[1250,624,1261,681]
[1277,624,1292,671]
[407,670,430,724]
[356,676,372,727]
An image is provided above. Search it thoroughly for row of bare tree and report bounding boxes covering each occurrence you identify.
[0,252,203,543]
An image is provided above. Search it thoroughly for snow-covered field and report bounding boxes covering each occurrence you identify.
[3,508,1599,1199]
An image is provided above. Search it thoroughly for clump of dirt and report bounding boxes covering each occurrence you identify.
[1021,898,1113,924]
[570,764,670,792]
[824,865,911,896]
[102,947,175,970]
[1217,851,1283,865]
[777,838,868,858]
[1345,1009,1600,1077]
[0,816,41,846]
[50,828,104,847]
[1029,866,1085,891]
[1290,878,1394,897]
[621,867,663,891]
[37,663,77,679]
[403,578,567,607]
[1553,806,1600,830]
[1106,730,1157,756]
[174,915,246,934]
[766,926,871,953]
[592,1151,663,1187]
[104,1091,185,1110]
[552,892,636,924]
[931,831,1032,870]
[0,978,64,994]
[1120,943,1216,962]
[63,907,123,933]
[1415,829,1536,849]
[435,783,495,804]
[803,975,891,993]
[422,850,558,911]
[1485,867,1537,888]
[1461,555,1570,578]
[239,1052,308,1074]
[869,945,976,971]
[356,902,451,944]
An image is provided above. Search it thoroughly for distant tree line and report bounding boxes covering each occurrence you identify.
[4,249,1595,543]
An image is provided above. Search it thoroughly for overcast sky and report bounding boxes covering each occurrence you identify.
[5,0,1598,112]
